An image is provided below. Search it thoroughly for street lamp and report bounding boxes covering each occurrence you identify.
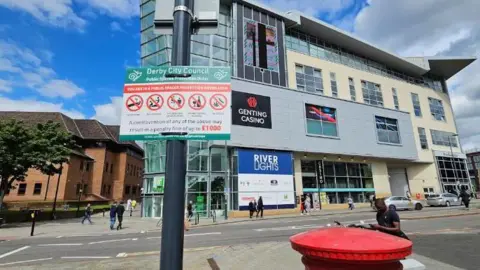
[448,134,459,192]
[76,188,83,217]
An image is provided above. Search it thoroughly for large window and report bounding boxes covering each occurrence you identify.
[362,80,384,107]
[330,72,338,97]
[375,116,400,144]
[348,77,356,101]
[436,156,470,191]
[323,162,374,203]
[305,104,338,137]
[431,130,458,147]
[145,141,166,173]
[429,97,446,121]
[295,64,324,94]
[33,183,42,195]
[411,93,422,117]
[18,183,26,195]
[392,88,399,110]
[418,127,429,150]
[187,141,209,171]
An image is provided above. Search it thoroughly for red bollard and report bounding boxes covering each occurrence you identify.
[290,227,412,270]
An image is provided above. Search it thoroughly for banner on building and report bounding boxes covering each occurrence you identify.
[232,91,272,129]
[237,149,294,210]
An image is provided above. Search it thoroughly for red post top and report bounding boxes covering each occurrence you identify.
[290,227,412,263]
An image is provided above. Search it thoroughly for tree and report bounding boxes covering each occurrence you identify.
[0,120,39,209]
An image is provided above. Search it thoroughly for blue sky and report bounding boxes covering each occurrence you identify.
[0,0,479,148]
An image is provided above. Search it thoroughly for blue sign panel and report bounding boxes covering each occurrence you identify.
[238,149,293,175]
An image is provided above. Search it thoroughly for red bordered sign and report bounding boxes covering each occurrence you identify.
[167,93,185,111]
[125,95,143,112]
[209,94,228,110]
[188,93,206,110]
[146,94,164,111]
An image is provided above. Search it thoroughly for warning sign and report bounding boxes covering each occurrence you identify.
[126,95,143,112]
[210,94,228,110]
[189,93,206,110]
[147,94,164,111]
[167,93,185,110]
[120,66,231,141]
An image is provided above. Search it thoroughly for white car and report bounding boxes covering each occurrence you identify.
[384,196,424,211]
[426,193,462,207]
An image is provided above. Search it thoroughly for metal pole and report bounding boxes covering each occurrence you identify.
[224,140,228,220]
[160,0,192,269]
[51,165,63,220]
[449,136,459,193]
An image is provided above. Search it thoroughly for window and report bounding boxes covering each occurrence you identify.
[132,186,137,195]
[86,162,90,171]
[107,185,111,195]
[348,77,356,101]
[429,97,446,121]
[188,141,209,171]
[305,104,338,137]
[362,80,383,107]
[80,160,84,171]
[102,184,106,195]
[295,64,324,94]
[418,127,429,149]
[18,183,26,195]
[330,72,338,97]
[110,163,113,173]
[411,93,422,117]
[431,130,458,147]
[125,185,131,195]
[375,116,400,144]
[83,184,88,194]
[105,162,109,172]
[76,183,82,195]
[392,88,399,110]
[33,183,42,195]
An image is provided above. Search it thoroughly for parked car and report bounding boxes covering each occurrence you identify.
[426,193,462,207]
[383,196,424,211]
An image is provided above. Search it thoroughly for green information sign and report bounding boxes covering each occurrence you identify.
[153,176,165,193]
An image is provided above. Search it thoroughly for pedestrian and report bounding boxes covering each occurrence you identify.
[371,198,409,240]
[109,201,117,230]
[81,203,93,224]
[116,201,126,230]
[305,196,311,215]
[187,201,193,221]
[253,199,257,216]
[369,193,375,207]
[256,196,264,218]
[300,197,305,215]
[132,199,137,211]
[459,189,471,210]
[347,196,354,210]
[127,198,132,211]
[248,200,255,218]
[406,190,411,201]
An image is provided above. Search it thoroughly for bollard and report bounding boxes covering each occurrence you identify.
[290,227,412,270]
[212,210,216,223]
[195,212,199,225]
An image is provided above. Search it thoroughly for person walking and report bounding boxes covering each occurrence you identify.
[459,189,471,210]
[116,201,126,230]
[187,201,193,221]
[347,196,354,210]
[81,203,93,224]
[305,195,311,215]
[406,190,411,201]
[109,202,117,230]
[131,199,137,211]
[248,200,255,218]
[256,196,264,218]
[127,198,132,216]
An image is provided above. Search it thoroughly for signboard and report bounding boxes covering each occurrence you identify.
[120,66,231,141]
[237,149,294,210]
[153,176,165,193]
[232,91,272,129]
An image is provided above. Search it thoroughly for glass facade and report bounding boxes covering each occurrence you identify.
[295,64,324,94]
[362,80,384,107]
[435,156,471,192]
[430,130,458,147]
[301,160,374,204]
[375,116,400,144]
[428,97,446,121]
[418,127,429,150]
[348,77,356,101]
[392,88,399,110]
[330,72,338,97]
[411,93,422,117]
[285,29,446,93]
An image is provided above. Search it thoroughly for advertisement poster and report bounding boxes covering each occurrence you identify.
[237,149,294,210]
[243,19,279,71]
[152,176,164,193]
[320,192,328,205]
[231,91,272,129]
[313,193,320,210]
[119,66,231,141]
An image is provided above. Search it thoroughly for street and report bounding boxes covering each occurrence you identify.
[1,208,479,269]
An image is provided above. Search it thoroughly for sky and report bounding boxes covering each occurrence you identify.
[0,0,479,150]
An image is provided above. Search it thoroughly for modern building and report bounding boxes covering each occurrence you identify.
[0,112,144,205]
[139,0,475,217]
[467,149,480,194]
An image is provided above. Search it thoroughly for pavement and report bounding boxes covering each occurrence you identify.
[1,204,480,269]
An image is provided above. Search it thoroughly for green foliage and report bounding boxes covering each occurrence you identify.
[0,119,77,207]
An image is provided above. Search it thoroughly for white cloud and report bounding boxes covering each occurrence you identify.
[0,58,21,72]
[82,0,139,18]
[0,79,12,92]
[351,0,480,148]
[92,96,123,125]
[39,79,86,98]
[0,96,85,119]
[110,21,124,32]
[0,0,87,30]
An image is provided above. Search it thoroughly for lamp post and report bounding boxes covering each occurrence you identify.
[448,134,459,193]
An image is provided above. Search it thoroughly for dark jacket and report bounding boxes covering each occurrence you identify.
[257,198,264,209]
[85,206,92,216]
[116,204,126,217]
[187,203,193,212]
[459,191,470,202]
[248,201,254,211]
[109,205,117,218]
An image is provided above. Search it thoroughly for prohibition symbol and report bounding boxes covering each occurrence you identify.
[188,93,206,110]
[147,94,164,111]
[125,95,143,112]
[209,94,228,110]
[167,93,185,110]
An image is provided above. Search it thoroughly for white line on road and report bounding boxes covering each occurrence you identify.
[185,232,221,237]
[0,246,30,259]
[56,236,63,238]
[116,253,127,258]
[0,257,52,266]
[38,243,83,247]
[61,256,112,259]
[147,236,161,240]
[88,238,133,245]
[132,238,138,241]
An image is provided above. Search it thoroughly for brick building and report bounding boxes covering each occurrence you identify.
[467,149,480,193]
[0,112,144,204]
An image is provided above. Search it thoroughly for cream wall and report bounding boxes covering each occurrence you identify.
[286,50,461,165]
[406,163,441,199]
[371,161,391,198]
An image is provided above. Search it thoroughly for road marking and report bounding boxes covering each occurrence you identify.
[253,219,376,232]
[0,246,30,259]
[132,238,138,241]
[185,232,221,237]
[118,246,225,258]
[38,243,83,247]
[61,256,111,259]
[56,236,63,239]
[88,238,134,245]
[116,253,127,258]
[0,257,52,266]
[147,236,161,240]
